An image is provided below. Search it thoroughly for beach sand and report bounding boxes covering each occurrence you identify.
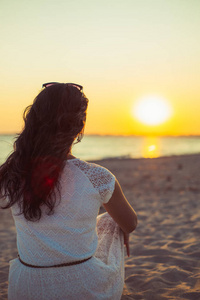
[1,154,200,299]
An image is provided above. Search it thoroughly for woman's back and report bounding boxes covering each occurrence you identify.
[12,159,115,267]
[9,159,127,300]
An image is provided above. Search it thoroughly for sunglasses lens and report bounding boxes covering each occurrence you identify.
[42,82,59,88]
[45,84,54,88]
[67,84,83,91]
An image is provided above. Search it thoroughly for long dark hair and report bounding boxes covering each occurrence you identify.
[0,83,88,221]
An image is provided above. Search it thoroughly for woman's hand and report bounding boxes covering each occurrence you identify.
[123,232,130,257]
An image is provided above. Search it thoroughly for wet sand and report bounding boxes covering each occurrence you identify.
[1,154,200,299]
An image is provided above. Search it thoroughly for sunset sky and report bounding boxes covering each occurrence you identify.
[0,0,200,136]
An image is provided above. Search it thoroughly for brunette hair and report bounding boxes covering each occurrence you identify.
[0,83,88,221]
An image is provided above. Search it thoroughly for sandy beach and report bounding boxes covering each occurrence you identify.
[1,154,200,299]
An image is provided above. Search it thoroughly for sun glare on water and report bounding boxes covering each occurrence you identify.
[132,95,172,126]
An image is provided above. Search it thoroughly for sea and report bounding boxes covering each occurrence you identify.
[0,134,200,164]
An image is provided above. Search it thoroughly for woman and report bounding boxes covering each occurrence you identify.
[0,82,137,300]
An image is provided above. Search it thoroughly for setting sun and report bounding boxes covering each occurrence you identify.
[132,95,172,126]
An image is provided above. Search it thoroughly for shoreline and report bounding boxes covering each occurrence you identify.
[92,152,200,162]
[1,154,200,299]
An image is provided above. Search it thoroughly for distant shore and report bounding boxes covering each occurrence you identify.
[1,154,200,299]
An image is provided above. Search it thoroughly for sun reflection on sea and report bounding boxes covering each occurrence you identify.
[142,137,160,158]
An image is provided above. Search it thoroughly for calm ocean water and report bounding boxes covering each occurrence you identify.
[0,135,200,164]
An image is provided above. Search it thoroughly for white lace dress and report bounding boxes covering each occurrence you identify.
[8,159,125,300]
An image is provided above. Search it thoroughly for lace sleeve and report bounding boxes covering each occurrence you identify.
[72,160,116,204]
[96,167,116,204]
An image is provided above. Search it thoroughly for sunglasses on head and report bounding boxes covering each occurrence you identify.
[42,82,83,92]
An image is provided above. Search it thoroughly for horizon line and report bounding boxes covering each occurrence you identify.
[1,133,200,138]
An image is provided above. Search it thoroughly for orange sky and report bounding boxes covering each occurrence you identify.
[0,1,200,136]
